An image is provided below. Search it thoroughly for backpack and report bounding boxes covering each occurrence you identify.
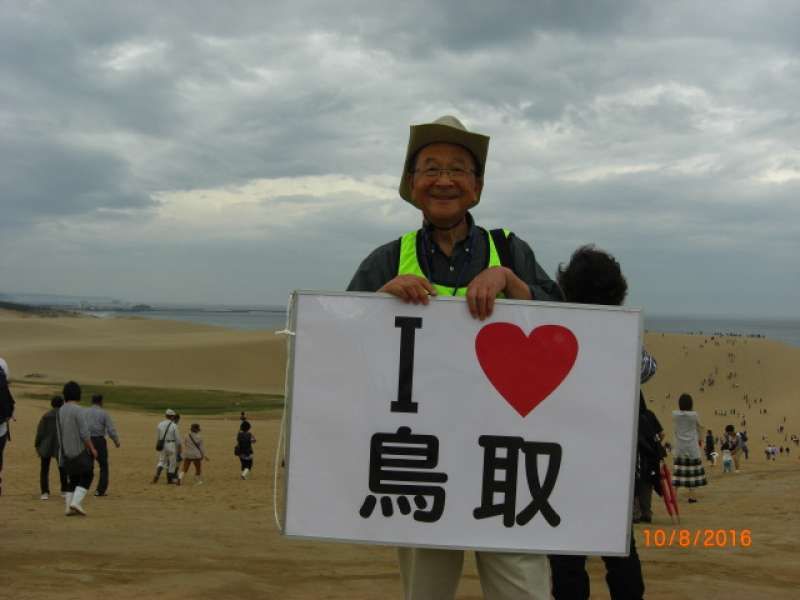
[0,367,15,422]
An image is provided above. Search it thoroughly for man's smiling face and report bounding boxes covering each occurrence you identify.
[407,143,483,227]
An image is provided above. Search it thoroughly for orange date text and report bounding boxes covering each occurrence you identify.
[642,528,752,548]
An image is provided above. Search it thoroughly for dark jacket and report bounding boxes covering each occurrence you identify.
[35,408,60,458]
[237,431,254,455]
[637,393,665,493]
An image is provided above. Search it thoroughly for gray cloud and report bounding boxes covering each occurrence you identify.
[0,1,798,317]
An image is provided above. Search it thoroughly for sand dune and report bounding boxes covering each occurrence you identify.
[0,310,286,395]
[1,310,799,599]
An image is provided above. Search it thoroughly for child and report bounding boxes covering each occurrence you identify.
[179,423,209,485]
[721,441,734,473]
[236,421,256,480]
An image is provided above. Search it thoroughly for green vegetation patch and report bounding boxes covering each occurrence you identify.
[20,381,283,415]
[87,384,284,415]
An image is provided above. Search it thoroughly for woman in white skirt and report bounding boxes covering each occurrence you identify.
[672,393,707,503]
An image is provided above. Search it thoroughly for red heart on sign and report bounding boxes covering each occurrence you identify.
[475,323,579,417]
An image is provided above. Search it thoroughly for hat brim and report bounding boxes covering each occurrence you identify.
[399,123,489,205]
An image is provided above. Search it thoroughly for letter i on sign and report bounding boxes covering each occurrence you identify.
[392,317,422,413]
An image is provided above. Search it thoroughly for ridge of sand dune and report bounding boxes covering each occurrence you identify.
[0,311,286,394]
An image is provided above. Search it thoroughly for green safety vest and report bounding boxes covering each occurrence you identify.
[397,228,510,297]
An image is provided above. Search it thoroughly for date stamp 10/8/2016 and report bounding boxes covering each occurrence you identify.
[642,528,752,548]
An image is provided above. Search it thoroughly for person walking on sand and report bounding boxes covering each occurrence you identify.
[34,396,68,500]
[179,423,209,485]
[152,409,181,484]
[236,420,255,479]
[347,115,561,600]
[57,381,98,516]
[671,393,707,503]
[722,424,741,472]
[86,394,120,496]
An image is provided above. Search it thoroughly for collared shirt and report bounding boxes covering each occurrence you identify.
[347,212,562,301]
[156,419,180,445]
[56,402,90,461]
[86,405,120,444]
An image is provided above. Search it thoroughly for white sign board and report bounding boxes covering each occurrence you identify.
[282,291,642,556]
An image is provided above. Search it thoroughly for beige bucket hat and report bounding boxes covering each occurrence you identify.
[399,115,490,204]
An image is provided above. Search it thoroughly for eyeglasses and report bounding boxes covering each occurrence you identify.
[414,167,475,180]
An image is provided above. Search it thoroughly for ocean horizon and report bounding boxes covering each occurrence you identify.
[80,304,800,349]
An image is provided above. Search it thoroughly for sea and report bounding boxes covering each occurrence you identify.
[81,305,800,349]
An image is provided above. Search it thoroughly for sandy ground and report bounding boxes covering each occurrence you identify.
[1,311,800,599]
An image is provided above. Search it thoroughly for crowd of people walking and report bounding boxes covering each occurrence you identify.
[0,357,255,517]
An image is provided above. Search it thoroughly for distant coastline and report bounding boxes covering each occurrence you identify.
[3,297,798,348]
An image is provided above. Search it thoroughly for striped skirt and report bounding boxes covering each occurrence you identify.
[672,456,708,488]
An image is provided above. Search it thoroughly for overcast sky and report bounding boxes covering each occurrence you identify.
[1,1,798,317]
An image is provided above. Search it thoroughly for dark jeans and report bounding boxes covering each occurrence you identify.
[40,456,68,494]
[549,536,645,600]
[92,437,110,494]
[0,431,7,472]
[66,468,94,492]
[239,457,253,470]
[636,479,654,520]
[0,432,6,493]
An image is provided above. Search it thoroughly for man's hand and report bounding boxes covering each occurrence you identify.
[378,275,437,305]
[466,266,508,320]
[114,441,121,448]
[466,266,533,320]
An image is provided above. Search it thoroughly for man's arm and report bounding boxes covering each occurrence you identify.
[348,239,436,304]
[105,412,121,447]
[347,240,402,293]
[507,234,562,302]
[465,233,561,320]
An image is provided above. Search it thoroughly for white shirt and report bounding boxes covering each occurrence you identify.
[156,419,180,445]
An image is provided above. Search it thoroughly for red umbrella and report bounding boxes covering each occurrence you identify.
[659,462,680,524]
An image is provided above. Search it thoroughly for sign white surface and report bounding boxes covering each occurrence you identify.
[283,291,642,555]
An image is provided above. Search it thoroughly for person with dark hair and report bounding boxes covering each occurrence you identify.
[347,115,561,600]
[556,244,629,306]
[56,381,98,515]
[0,358,15,497]
[34,396,69,500]
[671,393,707,502]
[86,394,121,497]
[236,420,256,480]
[722,424,740,473]
[179,423,209,485]
[548,245,650,600]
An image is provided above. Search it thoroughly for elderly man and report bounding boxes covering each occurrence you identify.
[86,394,121,497]
[347,116,561,600]
[152,409,181,484]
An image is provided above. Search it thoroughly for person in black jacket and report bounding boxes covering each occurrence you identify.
[634,393,665,523]
[0,359,15,497]
[236,420,256,480]
[35,396,69,500]
[548,245,649,600]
